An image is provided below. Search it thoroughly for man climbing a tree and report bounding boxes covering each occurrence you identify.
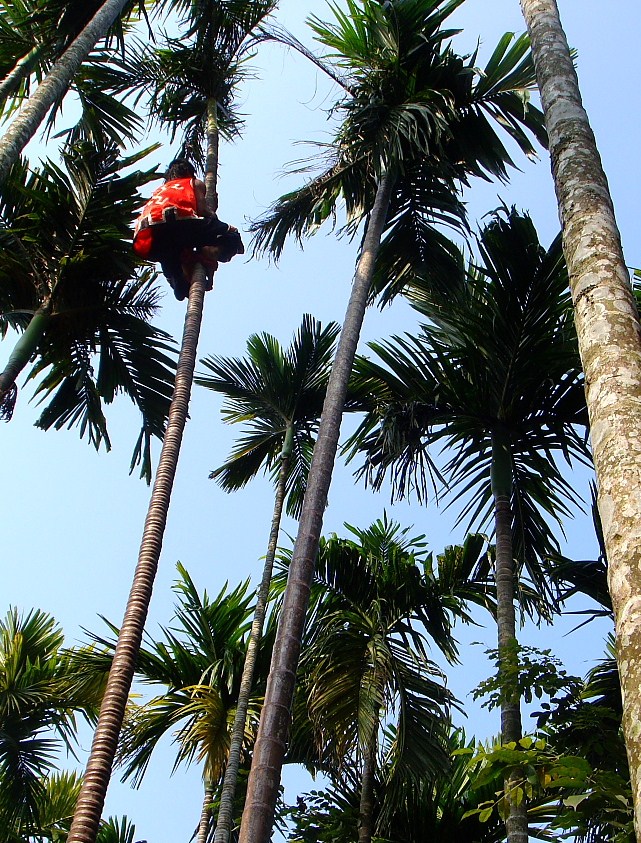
[133,158,244,300]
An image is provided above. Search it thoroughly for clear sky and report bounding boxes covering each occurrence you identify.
[1,1,638,840]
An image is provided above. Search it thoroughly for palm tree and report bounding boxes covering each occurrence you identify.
[67,6,276,842]
[518,3,641,828]
[0,142,176,478]
[0,608,105,834]
[296,517,455,843]
[241,2,547,837]
[348,208,590,842]
[0,0,140,181]
[196,314,339,843]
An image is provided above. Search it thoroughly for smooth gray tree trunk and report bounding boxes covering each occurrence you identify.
[238,171,395,843]
[492,434,528,843]
[519,2,641,837]
[214,433,293,843]
[0,0,129,182]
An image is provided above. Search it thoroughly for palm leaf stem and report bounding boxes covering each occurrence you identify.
[491,431,527,843]
[239,169,395,843]
[197,780,216,843]
[0,44,44,104]
[214,427,294,843]
[0,0,130,183]
[0,304,51,418]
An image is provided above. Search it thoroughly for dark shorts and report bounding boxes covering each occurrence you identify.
[145,216,244,281]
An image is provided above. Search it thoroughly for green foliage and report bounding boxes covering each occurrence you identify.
[348,208,589,606]
[285,515,458,822]
[197,315,340,518]
[0,608,104,833]
[252,0,545,309]
[81,564,273,789]
[473,643,582,711]
[0,143,177,480]
[113,0,278,166]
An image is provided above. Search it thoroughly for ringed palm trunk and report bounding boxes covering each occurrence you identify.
[358,730,377,843]
[197,780,216,843]
[491,433,527,843]
[0,0,130,183]
[519,2,641,835]
[0,302,52,419]
[67,118,219,843]
[214,427,294,843]
[238,170,395,843]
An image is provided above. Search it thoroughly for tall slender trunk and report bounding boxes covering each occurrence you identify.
[214,428,293,843]
[238,170,395,843]
[0,45,45,105]
[491,432,527,843]
[197,781,215,843]
[0,303,51,419]
[358,734,377,843]
[67,116,219,843]
[0,0,129,183]
[519,2,641,837]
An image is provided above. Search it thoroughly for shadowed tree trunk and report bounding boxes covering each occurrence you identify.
[0,0,129,183]
[491,433,528,843]
[519,2,641,835]
[238,171,394,843]
[214,430,293,843]
[358,733,377,843]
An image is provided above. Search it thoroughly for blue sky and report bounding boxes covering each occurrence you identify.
[1,0,638,839]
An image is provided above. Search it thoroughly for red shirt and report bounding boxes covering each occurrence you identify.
[133,178,201,257]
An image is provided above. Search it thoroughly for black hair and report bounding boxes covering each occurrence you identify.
[165,158,196,181]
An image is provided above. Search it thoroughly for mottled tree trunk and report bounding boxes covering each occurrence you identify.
[519,2,641,837]
[492,433,527,843]
[238,171,395,843]
[214,431,293,843]
[0,0,130,183]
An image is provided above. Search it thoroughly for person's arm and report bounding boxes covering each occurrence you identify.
[194,179,217,218]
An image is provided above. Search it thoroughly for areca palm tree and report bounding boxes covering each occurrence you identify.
[518,3,641,829]
[296,517,455,843]
[242,3,547,839]
[68,6,277,842]
[196,314,339,843]
[348,207,590,842]
[0,142,176,478]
